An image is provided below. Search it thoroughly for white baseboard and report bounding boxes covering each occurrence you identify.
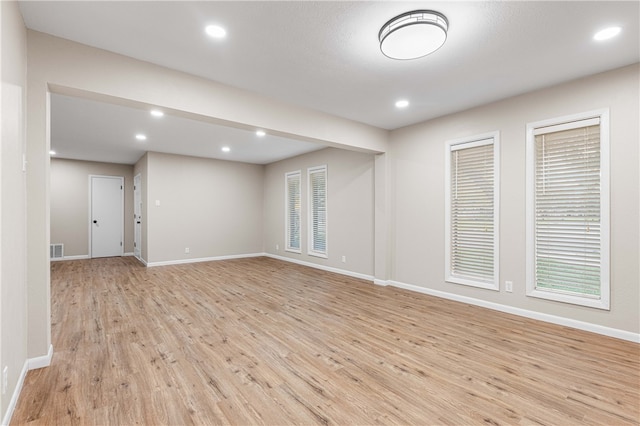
[2,345,53,426]
[51,254,89,262]
[265,253,374,282]
[1,360,28,426]
[146,252,264,267]
[386,280,640,343]
[123,252,135,257]
[28,344,53,370]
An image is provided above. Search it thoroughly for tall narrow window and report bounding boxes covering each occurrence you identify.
[445,132,500,290]
[526,110,609,309]
[285,171,301,253]
[308,165,327,258]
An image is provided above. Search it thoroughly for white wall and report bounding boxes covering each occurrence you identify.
[264,147,375,278]
[50,159,135,257]
[145,152,264,264]
[0,0,28,420]
[387,64,639,336]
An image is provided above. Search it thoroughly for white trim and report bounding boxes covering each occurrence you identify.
[146,253,264,267]
[266,253,374,282]
[284,170,302,253]
[123,252,135,257]
[373,279,389,286]
[526,109,610,310]
[444,131,500,291]
[1,361,28,426]
[387,280,638,343]
[28,344,54,370]
[51,254,90,262]
[307,165,328,258]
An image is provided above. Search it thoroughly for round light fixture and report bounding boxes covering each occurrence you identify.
[205,25,227,39]
[379,10,448,60]
[150,110,164,117]
[395,99,409,108]
[593,26,621,41]
[49,150,56,156]
[256,130,266,137]
[135,134,147,141]
[221,146,231,153]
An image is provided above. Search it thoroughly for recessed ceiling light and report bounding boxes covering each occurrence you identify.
[49,150,56,156]
[593,26,621,41]
[256,130,266,137]
[135,134,147,141]
[221,146,231,153]
[379,10,448,60]
[150,110,164,117]
[395,99,410,108]
[205,25,227,39]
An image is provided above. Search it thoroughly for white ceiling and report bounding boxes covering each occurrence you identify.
[20,1,640,165]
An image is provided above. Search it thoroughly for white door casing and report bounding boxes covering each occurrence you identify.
[134,173,142,259]
[90,175,124,258]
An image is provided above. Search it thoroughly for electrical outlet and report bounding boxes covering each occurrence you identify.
[505,281,513,292]
[341,255,346,263]
[276,244,279,251]
[155,199,160,206]
[3,366,8,394]
[184,247,190,254]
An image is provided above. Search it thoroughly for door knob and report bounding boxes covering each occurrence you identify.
[93,220,97,224]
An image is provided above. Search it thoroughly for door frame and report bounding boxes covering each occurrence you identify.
[133,173,142,260]
[88,174,124,258]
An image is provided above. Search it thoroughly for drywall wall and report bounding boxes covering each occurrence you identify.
[388,64,640,335]
[50,159,134,257]
[0,0,28,420]
[264,147,375,277]
[26,30,387,360]
[145,152,264,264]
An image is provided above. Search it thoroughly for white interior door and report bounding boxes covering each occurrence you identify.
[134,173,142,259]
[90,175,124,258]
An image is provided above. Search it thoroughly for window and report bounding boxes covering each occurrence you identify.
[285,171,301,253]
[308,165,327,258]
[445,132,500,290]
[526,110,610,309]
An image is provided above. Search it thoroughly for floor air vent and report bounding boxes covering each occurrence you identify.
[50,244,64,260]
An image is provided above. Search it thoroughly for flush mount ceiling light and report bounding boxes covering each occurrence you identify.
[395,99,410,108]
[379,10,448,60]
[150,109,164,117]
[256,130,266,137]
[221,146,231,153]
[135,134,147,141]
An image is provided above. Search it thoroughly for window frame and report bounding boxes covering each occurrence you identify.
[284,170,302,254]
[525,109,610,310]
[444,131,500,291]
[307,165,328,258]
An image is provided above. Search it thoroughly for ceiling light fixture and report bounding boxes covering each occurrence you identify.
[135,134,147,141]
[49,150,56,156]
[205,25,227,39]
[395,99,410,108]
[593,26,621,41]
[379,10,448,60]
[150,110,164,117]
[221,146,231,153]
[256,130,266,137]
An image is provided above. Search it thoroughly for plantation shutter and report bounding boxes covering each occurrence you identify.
[533,118,601,297]
[450,139,495,282]
[309,166,327,256]
[285,171,301,252]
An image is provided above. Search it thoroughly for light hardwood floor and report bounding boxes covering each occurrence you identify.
[11,257,640,425]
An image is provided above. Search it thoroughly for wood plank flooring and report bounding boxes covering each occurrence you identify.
[11,256,640,425]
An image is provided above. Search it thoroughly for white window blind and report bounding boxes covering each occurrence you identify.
[445,135,499,290]
[308,166,327,258]
[526,110,609,309]
[285,171,301,253]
